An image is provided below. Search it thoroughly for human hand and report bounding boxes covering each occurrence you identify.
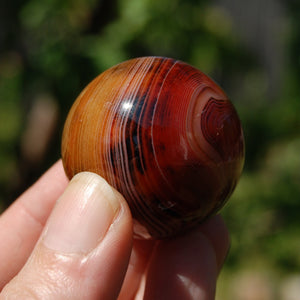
[0,160,229,299]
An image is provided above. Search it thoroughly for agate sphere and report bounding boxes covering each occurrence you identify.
[61,57,245,239]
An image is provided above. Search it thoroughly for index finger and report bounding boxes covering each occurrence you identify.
[0,160,69,290]
[143,215,230,300]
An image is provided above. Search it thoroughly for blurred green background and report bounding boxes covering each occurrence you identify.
[0,0,299,298]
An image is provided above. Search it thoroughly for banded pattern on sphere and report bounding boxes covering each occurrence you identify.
[61,57,245,238]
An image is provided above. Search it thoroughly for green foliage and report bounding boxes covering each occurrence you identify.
[223,138,300,270]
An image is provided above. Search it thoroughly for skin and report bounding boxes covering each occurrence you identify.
[0,160,230,299]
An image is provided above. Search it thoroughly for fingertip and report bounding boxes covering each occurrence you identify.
[198,215,230,271]
[144,229,218,300]
[1,172,134,300]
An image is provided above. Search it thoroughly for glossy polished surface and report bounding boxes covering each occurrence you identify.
[62,57,245,238]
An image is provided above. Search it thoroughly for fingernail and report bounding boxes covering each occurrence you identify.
[43,172,120,253]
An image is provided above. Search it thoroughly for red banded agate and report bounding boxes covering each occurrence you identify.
[61,57,245,239]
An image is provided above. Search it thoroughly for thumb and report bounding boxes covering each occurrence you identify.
[1,172,133,300]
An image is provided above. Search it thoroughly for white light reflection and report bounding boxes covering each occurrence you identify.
[122,101,133,111]
[176,274,206,298]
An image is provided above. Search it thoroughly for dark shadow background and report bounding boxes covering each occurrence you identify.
[0,0,300,298]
